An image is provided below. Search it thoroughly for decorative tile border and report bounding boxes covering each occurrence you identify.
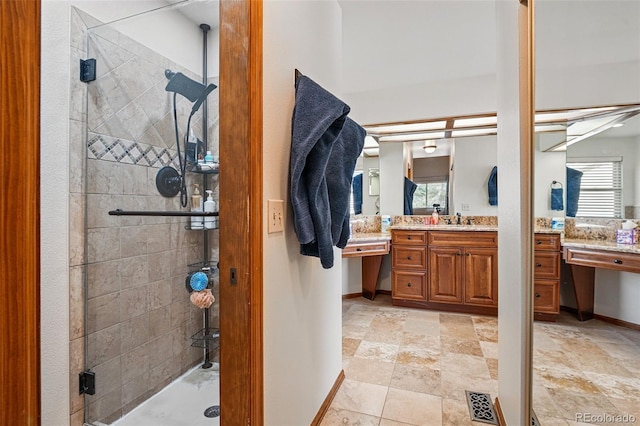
[88,133,179,169]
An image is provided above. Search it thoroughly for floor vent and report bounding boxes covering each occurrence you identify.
[204,405,220,418]
[532,409,540,426]
[465,391,499,425]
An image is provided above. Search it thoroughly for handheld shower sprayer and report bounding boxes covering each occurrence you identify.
[156,69,217,206]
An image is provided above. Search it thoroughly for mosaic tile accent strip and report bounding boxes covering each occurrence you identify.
[465,391,498,425]
[88,133,178,169]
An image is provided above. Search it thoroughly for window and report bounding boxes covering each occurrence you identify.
[566,159,622,218]
[412,176,449,215]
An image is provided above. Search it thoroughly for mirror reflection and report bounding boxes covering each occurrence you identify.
[566,112,640,219]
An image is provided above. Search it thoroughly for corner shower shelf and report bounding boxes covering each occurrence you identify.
[188,165,219,175]
[188,260,219,272]
[191,327,220,349]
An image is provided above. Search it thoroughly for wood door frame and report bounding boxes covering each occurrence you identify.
[0,0,41,424]
[219,0,264,424]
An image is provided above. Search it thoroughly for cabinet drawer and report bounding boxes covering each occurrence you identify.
[392,230,428,245]
[342,240,390,258]
[534,252,561,279]
[534,280,559,313]
[428,231,497,248]
[565,247,640,273]
[534,233,561,251]
[392,246,427,269]
[392,270,427,300]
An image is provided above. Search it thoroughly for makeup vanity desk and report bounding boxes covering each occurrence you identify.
[563,238,640,321]
[342,233,391,300]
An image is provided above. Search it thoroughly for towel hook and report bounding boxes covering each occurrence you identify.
[294,68,302,86]
[550,180,563,188]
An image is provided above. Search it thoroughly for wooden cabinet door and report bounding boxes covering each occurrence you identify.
[463,247,498,307]
[428,247,463,303]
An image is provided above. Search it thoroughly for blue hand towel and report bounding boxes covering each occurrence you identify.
[404,177,417,215]
[566,167,583,217]
[551,187,563,211]
[352,173,363,215]
[488,166,498,206]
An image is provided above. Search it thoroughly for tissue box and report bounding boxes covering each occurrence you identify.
[616,229,638,245]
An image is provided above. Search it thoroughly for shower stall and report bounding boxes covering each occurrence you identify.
[68,2,221,424]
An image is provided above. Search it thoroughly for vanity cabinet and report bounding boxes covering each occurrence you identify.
[391,229,560,320]
[391,229,498,315]
[391,230,428,301]
[428,232,498,309]
[533,233,561,320]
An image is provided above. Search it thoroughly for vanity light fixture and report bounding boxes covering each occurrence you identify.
[423,140,437,154]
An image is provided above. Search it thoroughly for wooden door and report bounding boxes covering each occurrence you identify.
[428,247,463,303]
[463,247,498,307]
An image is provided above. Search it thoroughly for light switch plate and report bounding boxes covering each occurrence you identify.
[267,200,284,233]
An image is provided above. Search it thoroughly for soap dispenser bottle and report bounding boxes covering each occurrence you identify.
[431,204,439,225]
[191,184,203,229]
[204,190,215,229]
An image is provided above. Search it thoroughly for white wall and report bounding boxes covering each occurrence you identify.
[263,1,344,425]
[362,155,380,215]
[41,2,72,424]
[379,142,406,215]
[594,270,640,325]
[534,133,566,218]
[451,136,498,216]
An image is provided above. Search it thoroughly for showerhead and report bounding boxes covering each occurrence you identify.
[164,69,217,108]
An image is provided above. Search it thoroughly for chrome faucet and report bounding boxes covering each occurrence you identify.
[456,212,462,225]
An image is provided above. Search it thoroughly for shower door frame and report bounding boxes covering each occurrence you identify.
[219,1,264,424]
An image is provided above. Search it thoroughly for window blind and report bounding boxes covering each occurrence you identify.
[566,160,622,218]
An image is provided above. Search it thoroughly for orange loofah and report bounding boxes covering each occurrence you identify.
[190,288,215,309]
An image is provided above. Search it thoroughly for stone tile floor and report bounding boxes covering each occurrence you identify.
[322,294,640,426]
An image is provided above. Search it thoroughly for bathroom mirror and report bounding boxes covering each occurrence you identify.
[565,111,640,219]
[368,168,380,196]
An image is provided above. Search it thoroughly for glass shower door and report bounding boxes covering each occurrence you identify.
[76,3,221,424]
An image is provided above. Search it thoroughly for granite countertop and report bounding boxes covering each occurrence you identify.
[390,224,498,231]
[389,224,562,234]
[562,238,640,255]
[348,232,391,242]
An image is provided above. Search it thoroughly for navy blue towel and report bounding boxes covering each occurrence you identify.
[488,166,498,206]
[290,75,365,269]
[551,187,564,211]
[404,177,417,215]
[352,173,363,215]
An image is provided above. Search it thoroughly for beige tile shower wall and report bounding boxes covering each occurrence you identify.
[69,8,220,425]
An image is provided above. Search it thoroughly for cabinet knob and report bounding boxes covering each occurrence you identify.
[535,293,541,298]
[614,259,623,264]
[407,282,412,287]
[407,236,412,240]
[536,240,542,245]
[536,263,542,267]
[407,256,412,260]
[456,251,461,256]
[465,252,470,256]
[356,248,362,251]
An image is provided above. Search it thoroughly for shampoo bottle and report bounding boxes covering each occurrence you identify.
[204,190,215,229]
[191,184,203,229]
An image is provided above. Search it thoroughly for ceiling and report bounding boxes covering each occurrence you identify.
[165,0,220,29]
